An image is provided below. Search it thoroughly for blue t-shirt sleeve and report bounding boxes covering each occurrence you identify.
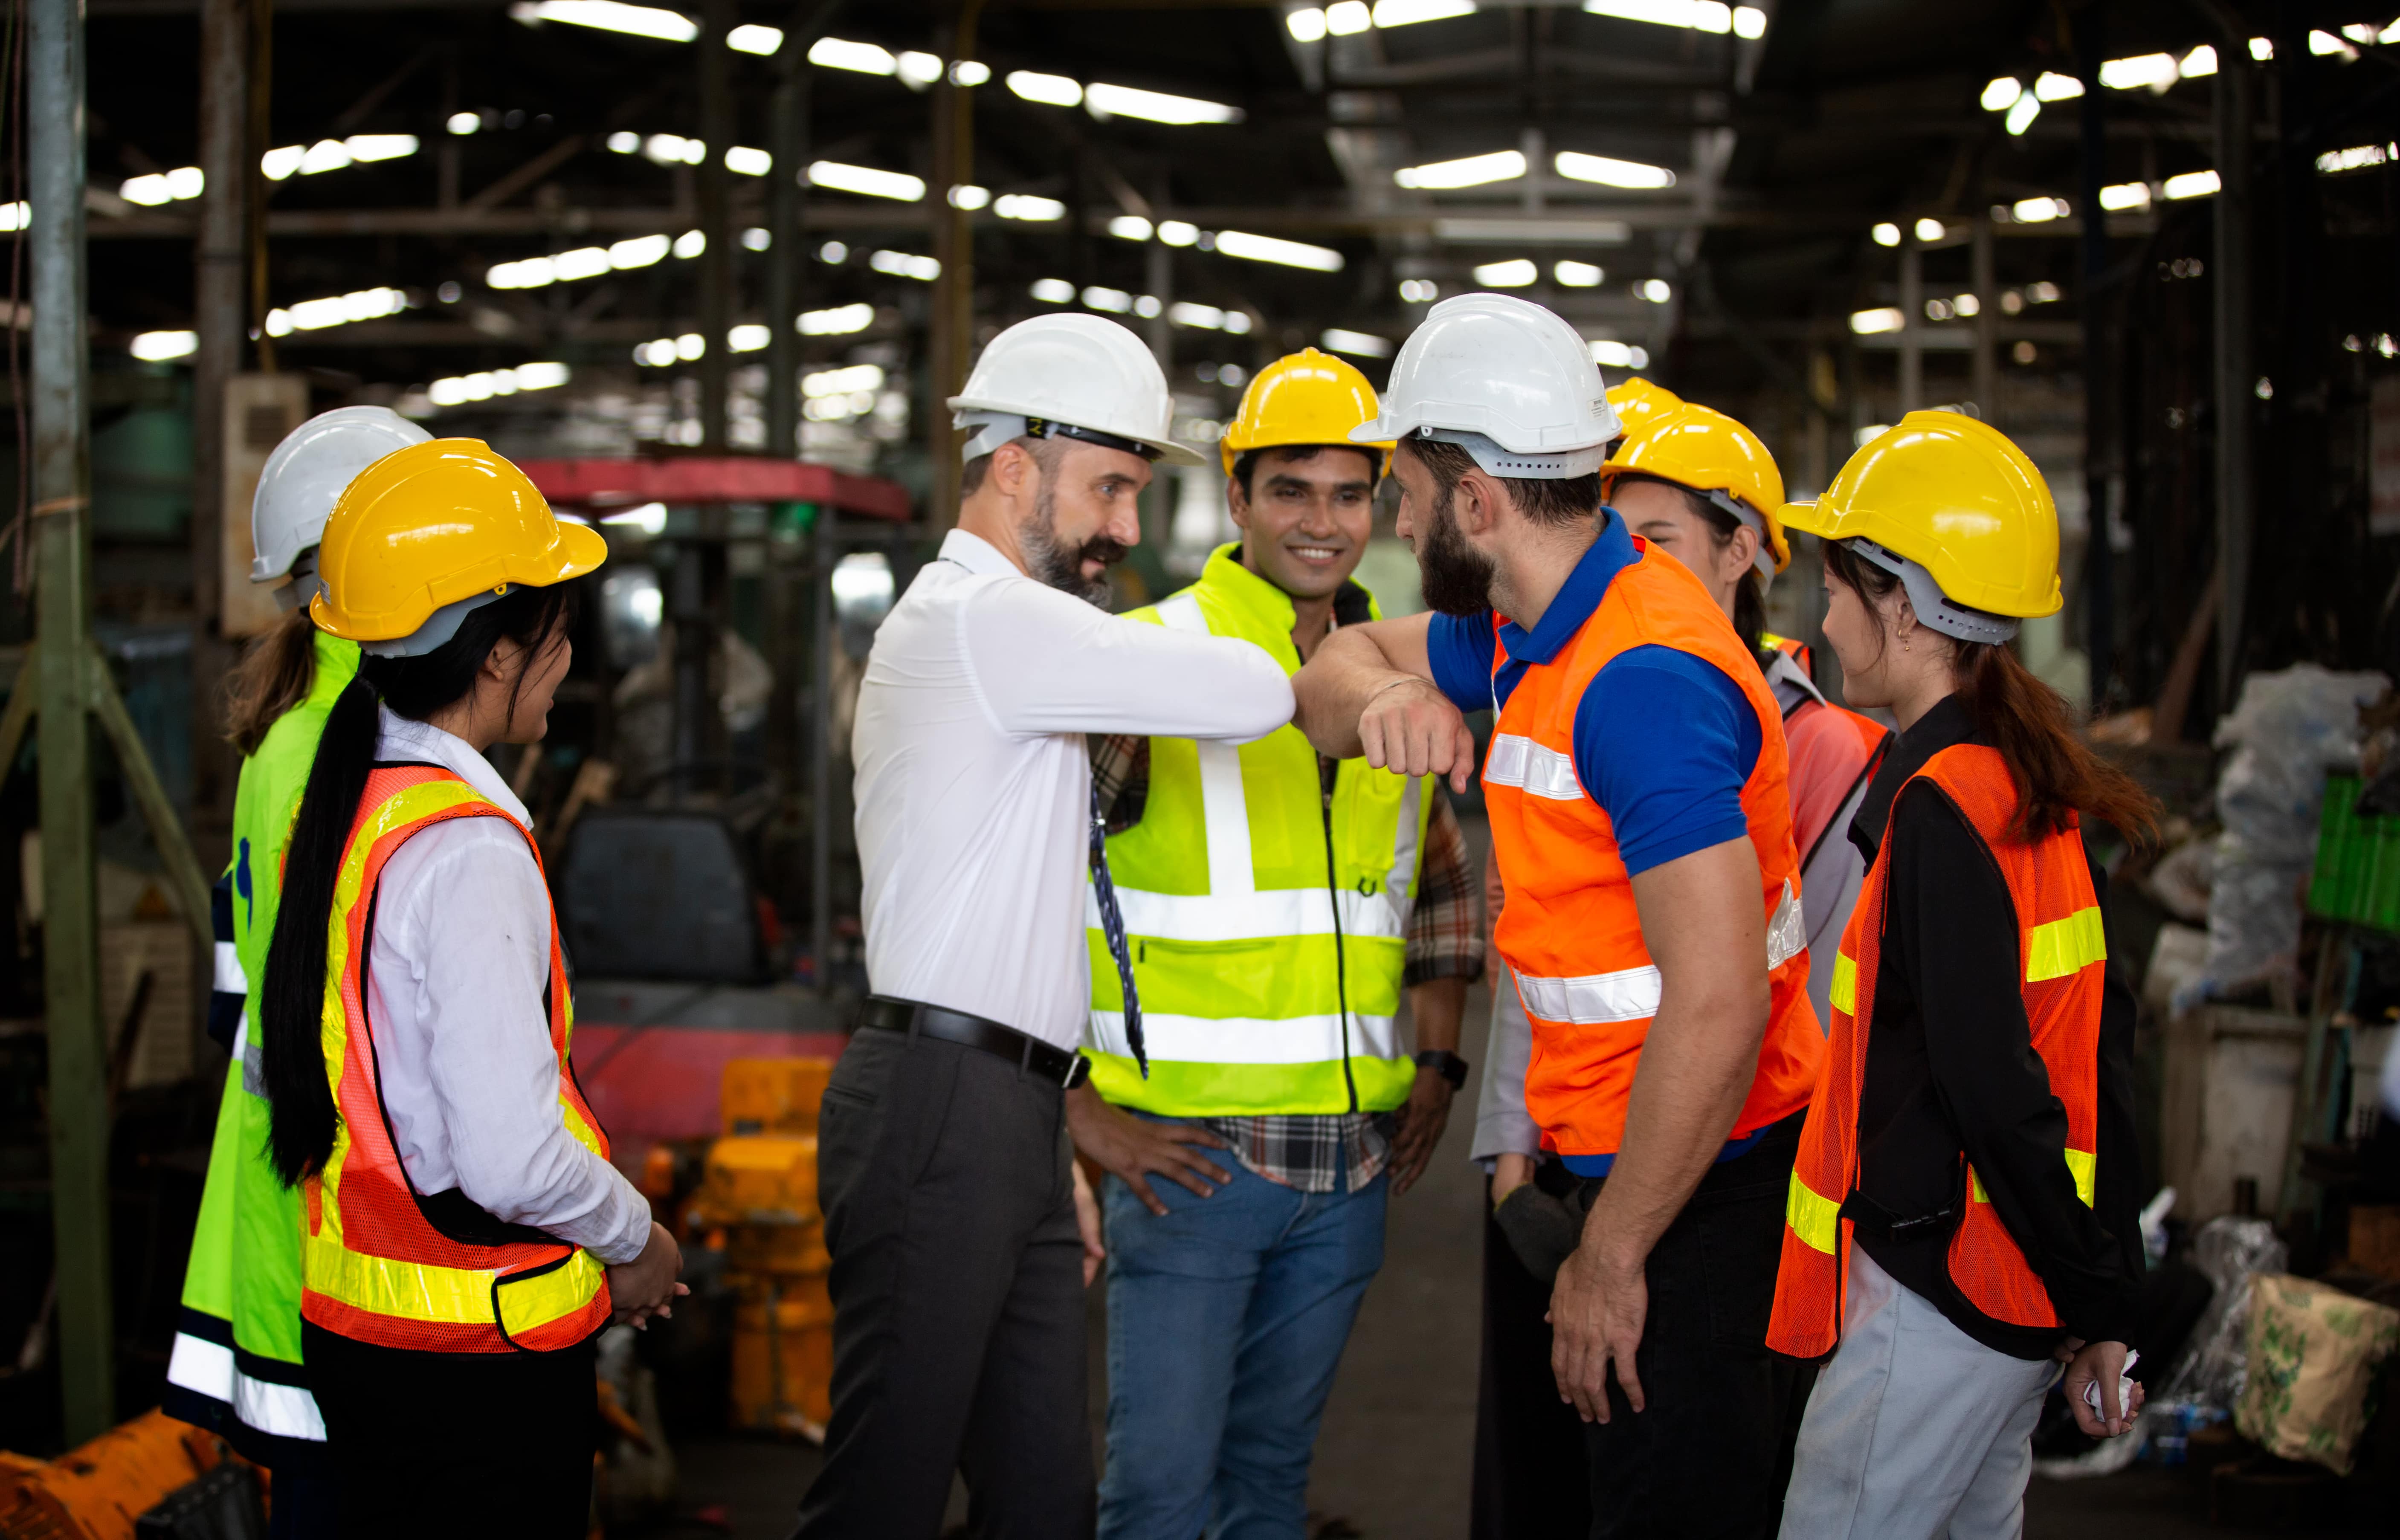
[1425,610,1498,714]
[1575,646,1761,875]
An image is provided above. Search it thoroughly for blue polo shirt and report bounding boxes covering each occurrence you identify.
[1426,509,1760,874]
[1426,510,1764,1178]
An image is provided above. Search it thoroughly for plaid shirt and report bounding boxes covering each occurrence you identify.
[1090,724,1482,1194]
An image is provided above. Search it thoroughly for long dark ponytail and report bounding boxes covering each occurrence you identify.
[261,583,578,1186]
[1820,540,2156,847]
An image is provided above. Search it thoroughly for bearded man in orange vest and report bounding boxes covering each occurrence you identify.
[1295,293,1823,1538]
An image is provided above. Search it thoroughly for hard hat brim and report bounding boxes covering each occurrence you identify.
[945,393,1204,466]
[1776,499,1835,539]
[311,518,608,643]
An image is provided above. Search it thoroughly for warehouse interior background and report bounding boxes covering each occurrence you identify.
[8,0,2400,1534]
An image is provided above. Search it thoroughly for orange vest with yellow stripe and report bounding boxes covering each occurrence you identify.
[1484,540,1823,1158]
[299,764,613,1354]
[1766,743,2106,1358]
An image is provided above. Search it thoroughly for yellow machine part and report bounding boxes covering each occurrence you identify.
[720,1057,836,1138]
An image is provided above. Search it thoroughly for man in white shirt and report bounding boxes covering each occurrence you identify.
[794,315,1295,1538]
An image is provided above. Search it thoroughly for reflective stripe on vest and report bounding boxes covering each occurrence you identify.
[1482,537,1823,1160]
[1086,545,1432,1117]
[299,765,612,1354]
[1767,743,2107,1358]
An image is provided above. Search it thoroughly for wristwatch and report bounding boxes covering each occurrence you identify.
[1414,1049,1469,1089]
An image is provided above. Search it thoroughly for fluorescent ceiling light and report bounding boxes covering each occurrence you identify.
[347,135,418,163]
[1082,286,1134,313]
[799,302,875,334]
[1108,215,1154,240]
[2099,52,2177,91]
[1031,278,1075,303]
[2310,30,2357,60]
[742,227,768,250]
[2033,72,2082,101]
[806,363,886,398]
[1870,222,1900,247]
[949,184,992,210]
[809,37,894,74]
[1849,307,1904,335]
[1733,6,1764,38]
[1472,258,1537,286]
[1554,151,1675,189]
[951,61,990,86]
[1394,149,1525,189]
[1007,70,1083,107]
[728,324,771,352]
[808,161,926,202]
[2319,143,2396,174]
[1325,1,1371,35]
[551,246,611,281]
[120,166,205,206]
[1373,0,1475,26]
[1554,260,1603,287]
[1635,278,1671,303]
[727,23,781,54]
[1322,327,1392,357]
[610,233,671,267]
[598,501,667,535]
[449,112,481,135]
[2249,38,2272,61]
[2097,181,2150,211]
[724,145,772,176]
[2163,169,2220,200]
[1980,78,2021,112]
[508,0,696,43]
[1913,217,1945,242]
[1590,339,1649,369]
[1169,301,1226,329]
[2010,196,2068,223]
[870,249,941,280]
[130,330,197,362]
[898,52,944,87]
[1084,82,1242,125]
[995,194,1066,221]
[1214,229,1345,272]
[644,133,703,164]
[673,228,705,257]
[2180,45,2217,77]
[1287,8,1328,42]
[2003,96,2041,136]
[606,131,640,153]
[1582,0,1733,35]
[487,256,556,289]
[269,287,407,335]
[1951,293,1980,317]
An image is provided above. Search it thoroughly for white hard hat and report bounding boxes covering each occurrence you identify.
[1354,292,1620,479]
[250,405,433,583]
[948,313,1202,467]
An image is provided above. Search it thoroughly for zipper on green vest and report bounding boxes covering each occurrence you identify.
[1321,766,1358,1114]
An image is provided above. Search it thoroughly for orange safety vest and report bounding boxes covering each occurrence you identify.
[1485,539,1822,1159]
[1766,743,2106,1358]
[300,764,613,1354]
[1761,630,1814,678]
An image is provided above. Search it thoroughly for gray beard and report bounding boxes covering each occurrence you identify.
[1021,485,1119,608]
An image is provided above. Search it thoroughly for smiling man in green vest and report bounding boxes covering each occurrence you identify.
[1076,349,1482,1539]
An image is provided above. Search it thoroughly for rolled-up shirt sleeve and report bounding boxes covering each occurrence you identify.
[962,577,1293,742]
[400,828,654,1265]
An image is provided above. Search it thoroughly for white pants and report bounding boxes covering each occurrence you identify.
[1778,1249,2061,1540]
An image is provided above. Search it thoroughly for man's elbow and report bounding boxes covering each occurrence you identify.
[1229,658,1297,741]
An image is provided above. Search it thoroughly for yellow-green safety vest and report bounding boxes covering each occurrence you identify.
[1085,543,1435,1117]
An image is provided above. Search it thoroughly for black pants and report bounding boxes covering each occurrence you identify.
[301,1320,598,1540]
[1472,1162,1594,1540]
[1576,1113,1817,1540]
[791,1028,1093,1540]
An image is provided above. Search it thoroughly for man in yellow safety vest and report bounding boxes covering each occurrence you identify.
[1074,348,1483,1539]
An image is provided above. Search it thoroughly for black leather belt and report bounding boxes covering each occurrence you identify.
[856,995,1092,1089]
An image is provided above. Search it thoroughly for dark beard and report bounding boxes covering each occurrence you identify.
[1417,483,1497,616]
[1022,483,1126,608]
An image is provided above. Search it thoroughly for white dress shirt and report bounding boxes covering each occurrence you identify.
[366,707,652,1265]
[852,529,1295,1049]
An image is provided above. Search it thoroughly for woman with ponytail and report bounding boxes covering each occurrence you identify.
[1763,414,2152,1538]
[165,406,429,1538]
[262,439,682,1539]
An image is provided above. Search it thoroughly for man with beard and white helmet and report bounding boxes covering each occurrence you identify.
[1293,293,1824,1537]
[799,313,1294,1539]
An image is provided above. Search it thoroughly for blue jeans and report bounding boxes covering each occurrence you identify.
[1098,1152,1387,1540]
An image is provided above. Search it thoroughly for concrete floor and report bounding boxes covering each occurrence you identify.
[635,975,2358,1540]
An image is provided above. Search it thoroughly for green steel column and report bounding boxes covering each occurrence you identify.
[29,0,111,1442]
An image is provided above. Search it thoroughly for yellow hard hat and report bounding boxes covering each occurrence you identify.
[310,438,607,648]
[1604,377,1684,438]
[1602,403,1789,577]
[1220,347,1394,477]
[1780,411,2060,638]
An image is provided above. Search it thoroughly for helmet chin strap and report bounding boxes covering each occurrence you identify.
[1845,537,2019,646]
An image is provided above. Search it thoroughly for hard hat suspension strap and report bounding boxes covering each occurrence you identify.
[1844,537,2018,646]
